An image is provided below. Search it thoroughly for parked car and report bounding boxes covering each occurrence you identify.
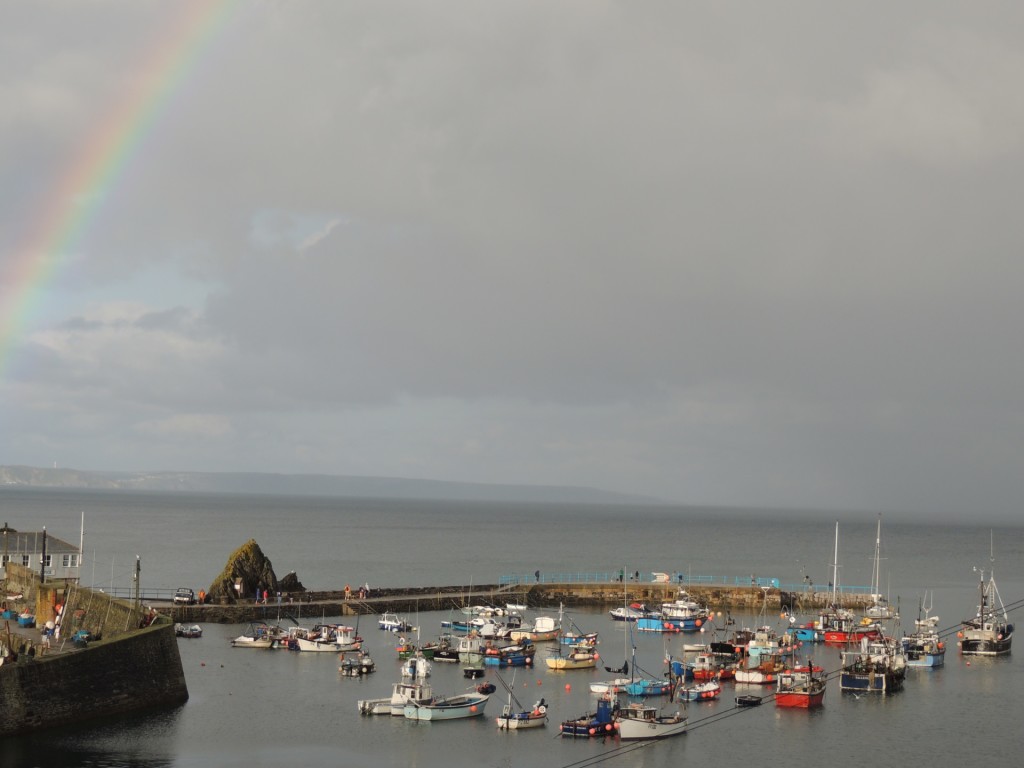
[173,588,196,605]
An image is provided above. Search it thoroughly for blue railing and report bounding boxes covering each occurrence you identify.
[499,572,871,593]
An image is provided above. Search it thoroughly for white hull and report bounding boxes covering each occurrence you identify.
[403,694,489,720]
[615,703,687,740]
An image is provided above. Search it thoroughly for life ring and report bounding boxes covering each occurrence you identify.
[536,704,547,714]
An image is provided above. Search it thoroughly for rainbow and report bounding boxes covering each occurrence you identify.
[0,0,237,376]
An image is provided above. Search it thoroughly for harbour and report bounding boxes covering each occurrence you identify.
[1,488,1022,767]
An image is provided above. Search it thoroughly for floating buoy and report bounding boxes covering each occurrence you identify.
[470,705,477,712]
[565,683,572,692]
[589,728,596,736]
[537,679,543,685]
[605,723,613,731]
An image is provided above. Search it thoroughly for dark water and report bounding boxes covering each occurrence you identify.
[2,489,1022,767]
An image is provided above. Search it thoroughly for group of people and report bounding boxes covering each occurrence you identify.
[343,582,371,600]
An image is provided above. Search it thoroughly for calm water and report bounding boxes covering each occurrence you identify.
[1,488,1022,768]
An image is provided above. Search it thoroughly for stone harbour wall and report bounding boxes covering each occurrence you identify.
[0,618,188,736]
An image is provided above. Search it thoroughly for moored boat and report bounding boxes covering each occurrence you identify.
[357,674,434,715]
[775,663,825,708]
[495,697,547,730]
[230,621,287,649]
[559,694,617,737]
[678,679,721,701]
[615,702,687,740]
[840,636,906,694]
[903,602,946,668]
[339,650,376,676]
[959,564,1013,656]
[402,692,489,721]
[174,623,202,638]
[545,641,598,670]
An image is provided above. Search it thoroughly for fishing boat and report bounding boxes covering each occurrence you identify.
[545,641,598,670]
[677,679,721,701]
[840,636,907,694]
[775,662,826,708]
[483,640,536,667]
[609,604,647,622]
[402,692,489,721]
[494,672,547,730]
[230,621,287,649]
[357,673,434,715]
[339,649,376,676]
[456,634,485,664]
[902,595,945,668]
[559,694,616,737]
[431,634,460,663]
[508,615,559,643]
[659,590,710,631]
[959,560,1013,656]
[818,523,882,644]
[614,702,687,740]
[733,655,787,685]
[379,612,414,633]
[288,624,361,652]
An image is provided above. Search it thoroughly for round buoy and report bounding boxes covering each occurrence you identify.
[594,653,599,660]
[605,723,612,731]
[200,662,206,667]
[695,619,702,627]
[470,705,477,712]
[565,683,572,692]
[589,728,596,736]
[537,679,543,685]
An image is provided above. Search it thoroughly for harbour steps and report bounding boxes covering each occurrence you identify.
[164,581,873,624]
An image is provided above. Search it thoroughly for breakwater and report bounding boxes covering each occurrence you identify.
[168,581,871,623]
[1,564,189,736]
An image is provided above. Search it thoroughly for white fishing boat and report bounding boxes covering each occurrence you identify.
[403,693,489,721]
[230,622,286,649]
[615,702,687,740]
[357,674,434,715]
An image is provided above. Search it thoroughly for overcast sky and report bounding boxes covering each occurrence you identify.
[2,1,1023,520]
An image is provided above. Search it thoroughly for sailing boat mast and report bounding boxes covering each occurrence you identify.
[830,521,840,606]
[871,514,882,602]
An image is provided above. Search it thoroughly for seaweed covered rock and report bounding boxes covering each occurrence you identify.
[206,539,288,603]
[278,570,305,593]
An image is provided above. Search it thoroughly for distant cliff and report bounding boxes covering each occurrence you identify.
[0,464,662,505]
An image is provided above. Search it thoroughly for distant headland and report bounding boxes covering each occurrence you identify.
[0,464,664,506]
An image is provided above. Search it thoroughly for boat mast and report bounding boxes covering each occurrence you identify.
[830,521,840,606]
[871,514,881,601]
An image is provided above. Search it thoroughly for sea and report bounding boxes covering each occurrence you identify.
[1,487,1022,768]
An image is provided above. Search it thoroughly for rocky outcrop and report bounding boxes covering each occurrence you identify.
[206,539,296,603]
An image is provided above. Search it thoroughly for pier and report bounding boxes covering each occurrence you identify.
[160,579,872,624]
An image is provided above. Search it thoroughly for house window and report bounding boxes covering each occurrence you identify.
[62,554,80,568]
[1,554,8,565]
[22,555,30,566]
[42,554,52,567]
